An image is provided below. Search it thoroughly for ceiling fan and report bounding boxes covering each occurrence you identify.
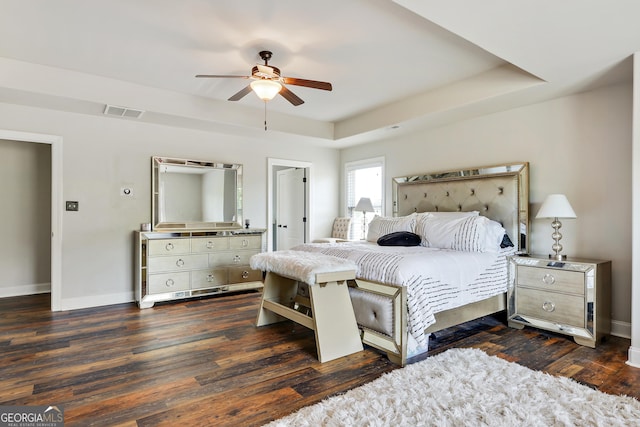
[196,50,332,106]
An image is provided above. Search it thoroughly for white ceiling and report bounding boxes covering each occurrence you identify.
[1,0,639,147]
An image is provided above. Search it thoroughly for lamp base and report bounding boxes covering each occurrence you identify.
[549,253,567,261]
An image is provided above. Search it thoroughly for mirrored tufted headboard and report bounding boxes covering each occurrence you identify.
[393,163,529,252]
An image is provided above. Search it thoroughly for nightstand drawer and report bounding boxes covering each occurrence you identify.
[517,265,584,295]
[517,287,585,328]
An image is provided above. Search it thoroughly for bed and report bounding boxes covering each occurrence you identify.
[263,163,529,366]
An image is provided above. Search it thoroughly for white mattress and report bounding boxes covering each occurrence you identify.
[291,241,516,351]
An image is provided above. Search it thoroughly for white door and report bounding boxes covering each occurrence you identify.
[276,168,306,250]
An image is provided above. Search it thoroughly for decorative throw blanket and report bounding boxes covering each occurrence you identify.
[250,250,357,285]
[291,241,515,353]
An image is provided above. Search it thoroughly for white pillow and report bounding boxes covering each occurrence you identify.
[415,214,504,252]
[366,213,416,242]
[414,211,479,246]
[483,219,507,253]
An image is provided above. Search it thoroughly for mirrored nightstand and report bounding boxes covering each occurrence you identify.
[508,255,611,347]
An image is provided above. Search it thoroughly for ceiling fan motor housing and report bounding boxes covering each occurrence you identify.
[252,65,281,79]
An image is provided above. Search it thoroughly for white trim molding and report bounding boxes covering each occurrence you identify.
[627,346,640,368]
[0,129,63,311]
[611,320,632,340]
[631,52,640,368]
[267,158,312,252]
[0,283,51,298]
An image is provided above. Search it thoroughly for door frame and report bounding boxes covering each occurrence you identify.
[0,129,63,311]
[267,158,312,252]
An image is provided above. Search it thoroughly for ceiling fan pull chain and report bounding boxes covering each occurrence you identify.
[264,101,268,131]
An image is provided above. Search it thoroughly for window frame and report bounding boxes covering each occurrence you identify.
[344,156,385,240]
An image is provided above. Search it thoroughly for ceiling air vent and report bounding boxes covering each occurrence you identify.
[104,104,145,119]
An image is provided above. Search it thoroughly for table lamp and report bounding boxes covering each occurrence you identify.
[535,194,577,260]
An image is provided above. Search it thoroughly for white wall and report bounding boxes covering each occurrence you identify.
[0,103,339,310]
[341,83,633,329]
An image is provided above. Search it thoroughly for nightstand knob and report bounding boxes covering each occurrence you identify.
[542,301,556,312]
[542,273,556,285]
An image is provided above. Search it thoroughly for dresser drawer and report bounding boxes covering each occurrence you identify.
[228,266,262,283]
[517,287,585,328]
[191,268,227,288]
[191,237,230,253]
[147,238,191,256]
[148,272,190,294]
[517,265,584,295]
[229,235,261,250]
[209,250,259,267]
[148,254,208,273]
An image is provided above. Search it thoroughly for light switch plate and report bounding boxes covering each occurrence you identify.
[66,201,79,211]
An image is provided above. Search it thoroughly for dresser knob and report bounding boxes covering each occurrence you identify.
[242,239,248,247]
[242,271,249,279]
[176,258,185,267]
[233,255,241,264]
[542,273,556,285]
[165,242,174,251]
[542,301,556,312]
[206,241,215,249]
[207,274,215,282]
[165,279,174,287]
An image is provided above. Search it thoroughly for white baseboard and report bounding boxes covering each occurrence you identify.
[0,282,51,298]
[59,292,135,311]
[627,346,640,368]
[611,319,632,339]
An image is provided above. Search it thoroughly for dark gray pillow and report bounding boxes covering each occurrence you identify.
[500,234,515,248]
[377,231,421,246]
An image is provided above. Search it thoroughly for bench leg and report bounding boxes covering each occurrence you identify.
[310,280,363,362]
[256,272,298,326]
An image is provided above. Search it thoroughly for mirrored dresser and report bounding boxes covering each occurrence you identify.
[135,230,265,308]
[135,156,265,308]
[508,255,611,347]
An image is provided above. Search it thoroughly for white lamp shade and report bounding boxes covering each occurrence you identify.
[536,194,577,219]
[355,197,375,213]
[250,79,282,101]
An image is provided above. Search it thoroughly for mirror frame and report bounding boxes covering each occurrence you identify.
[152,156,243,230]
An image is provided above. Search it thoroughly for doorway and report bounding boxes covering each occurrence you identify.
[267,158,311,252]
[0,129,62,311]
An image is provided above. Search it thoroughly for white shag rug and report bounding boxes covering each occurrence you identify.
[265,348,640,427]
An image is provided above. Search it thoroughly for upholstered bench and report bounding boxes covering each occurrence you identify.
[250,251,363,362]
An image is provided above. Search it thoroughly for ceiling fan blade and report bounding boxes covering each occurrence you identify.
[279,85,304,106]
[282,77,332,91]
[228,85,253,101]
[195,74,250,79]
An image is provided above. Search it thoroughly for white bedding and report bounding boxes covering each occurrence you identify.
[291,241,516,352]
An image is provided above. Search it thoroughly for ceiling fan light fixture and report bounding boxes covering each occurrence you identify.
[250,79,282,101]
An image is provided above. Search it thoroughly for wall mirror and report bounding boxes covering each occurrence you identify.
[152,156,243,230]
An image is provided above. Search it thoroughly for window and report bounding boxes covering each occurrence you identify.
[345,157,384,240]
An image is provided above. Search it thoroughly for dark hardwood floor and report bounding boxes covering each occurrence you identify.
[1,292,638,426]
